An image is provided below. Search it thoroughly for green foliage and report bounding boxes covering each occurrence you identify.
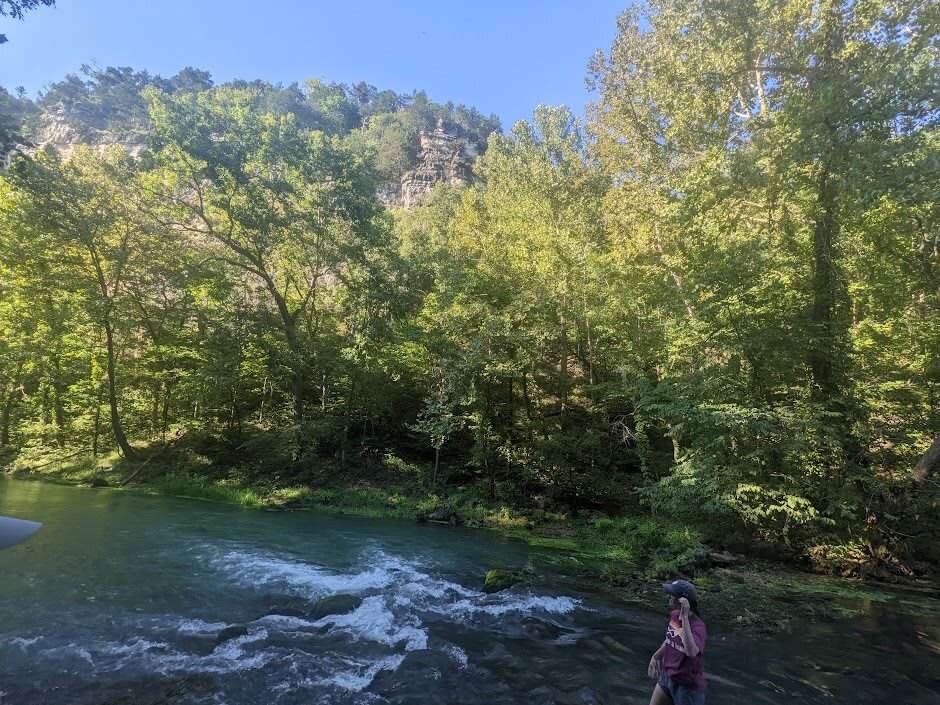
[146,473,263,507]
[588,515,707,578]
[1,6,938,579]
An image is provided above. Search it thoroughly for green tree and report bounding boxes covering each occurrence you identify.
[145,86,390,426]
[5,148,143,458]
[589,0,939,545]
[426,106,610,499]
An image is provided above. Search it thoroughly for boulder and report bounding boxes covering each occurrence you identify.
[174,634,216,657]
[214,625,248,648]
[521,616,577,641]
[707,550,741,567]
[310,594,363,620]
[262,596,310,619]
[483,569,525,594]
[416,506,464,525]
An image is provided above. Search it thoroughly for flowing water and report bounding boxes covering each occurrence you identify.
[0,478,938,705]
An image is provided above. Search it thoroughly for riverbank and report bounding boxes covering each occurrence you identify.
[4,445,936,634]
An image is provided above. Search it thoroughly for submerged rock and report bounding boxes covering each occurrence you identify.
[310,593,363,620]
[522,616,561,640]
[214,625,249,647]
[174,633,217,657]
[368,648,468,700]
[262,594,310,619]
[90,673,217,705]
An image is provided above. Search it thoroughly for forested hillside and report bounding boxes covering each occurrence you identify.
[2,0,938,578]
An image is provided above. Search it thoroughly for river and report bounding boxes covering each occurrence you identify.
[0,478,938,704]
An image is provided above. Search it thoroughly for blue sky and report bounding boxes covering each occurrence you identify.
[0,1,628,130]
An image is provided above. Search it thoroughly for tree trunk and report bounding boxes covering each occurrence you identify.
[912,437,940,485]
[270,289,305,425]
[103,319,135,459]
[808,163,845,403]
[151,385,161,438]
[161,382,172,441]
[559,307,569,415]
[92,390,102,457]
[487,451,495,499]
[1,391,13,447]
[40,386,51,445]
[52,359,66,447]
[806,4,852,411]
[291,367,304,426]
[341,380,355,470]
[433,447,440,485]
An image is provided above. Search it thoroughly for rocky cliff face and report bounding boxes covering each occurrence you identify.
[378,125,478,209]
[28,113,474,209]
[30,112,148,159]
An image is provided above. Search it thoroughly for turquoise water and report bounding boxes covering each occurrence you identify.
[0,478,938,704]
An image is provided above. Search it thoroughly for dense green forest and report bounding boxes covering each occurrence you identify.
[1,0,938,577]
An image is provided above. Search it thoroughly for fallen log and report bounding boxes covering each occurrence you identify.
[120,453,155,486]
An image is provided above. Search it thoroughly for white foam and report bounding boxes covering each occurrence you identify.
[253,613,313,629]
[39,642,95,666]
[119,544,587,691]
[315,595,428,651]
[98,637,168,656]
[204,546,396,597]
[176,618,229,634]
[442,592,581,619]
[140,626,276,677]
[443,643,469,669]
[210,627,269,660]
[6,636,42,649]
[318,654,406,691]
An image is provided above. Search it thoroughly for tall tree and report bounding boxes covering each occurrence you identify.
[145,86,390,425]
[428,106,610,498]
[590,0,939,450]
[5,148,142,458]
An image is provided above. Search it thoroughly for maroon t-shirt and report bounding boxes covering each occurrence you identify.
[660,609,707,692]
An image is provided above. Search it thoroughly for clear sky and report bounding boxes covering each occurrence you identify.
[0,0,628,131]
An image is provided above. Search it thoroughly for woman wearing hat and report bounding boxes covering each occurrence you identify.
[647,579,707,705]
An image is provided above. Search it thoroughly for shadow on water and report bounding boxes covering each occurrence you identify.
[1,477,938,705]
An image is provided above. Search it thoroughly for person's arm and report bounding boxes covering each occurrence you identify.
[648,639,668,677]
[678,598,703,657]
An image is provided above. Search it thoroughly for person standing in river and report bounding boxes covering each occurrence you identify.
[647,579,707,705]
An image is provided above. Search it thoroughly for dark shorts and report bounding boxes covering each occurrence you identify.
[658,673,705,705]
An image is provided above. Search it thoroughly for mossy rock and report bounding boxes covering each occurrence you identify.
[483,569,525,593]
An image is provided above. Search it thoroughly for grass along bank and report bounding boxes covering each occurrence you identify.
[4,444,936,634]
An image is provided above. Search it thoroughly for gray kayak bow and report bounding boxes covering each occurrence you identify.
[0,515,42,550]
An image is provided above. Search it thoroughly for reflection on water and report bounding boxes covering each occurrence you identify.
[1,477,938,704]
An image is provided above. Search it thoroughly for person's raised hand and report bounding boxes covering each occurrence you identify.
[678,596,690,617]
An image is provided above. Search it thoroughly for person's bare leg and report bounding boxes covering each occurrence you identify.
[649,683,673,705]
